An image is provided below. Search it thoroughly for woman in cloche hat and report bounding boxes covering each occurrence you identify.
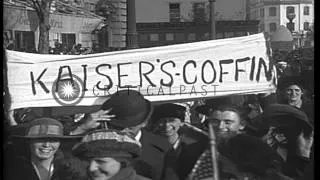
[72,129,151,180]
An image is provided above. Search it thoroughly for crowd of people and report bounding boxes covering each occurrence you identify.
[4,77,314,180]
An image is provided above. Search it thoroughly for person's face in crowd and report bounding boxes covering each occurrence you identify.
[153,117,183,137]
[284,85,303,102]
[108,122,146,137]
[88,157,121,180]
[29,138,60,160]
[207,110,244,137]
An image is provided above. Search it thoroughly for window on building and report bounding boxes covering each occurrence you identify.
[193,3,205,22]
[286,6,295,15]
[269,7,276,16]
[165,33,174,41]
[260,8,264,17]
[187,33,196,41]
[216,33,223,39]
[169,3,180,22]
[89,3,96,12]
[269,23,277,32]
[14,31,35,52]
[235,32,246,37]
[150,33,159,41]
[175,33,185,41]
[304,22,310,30]
[260,23,265,32]
[61,33,76,50]
[224,32,234,38]
[286,22,295,32]
[304,6,310,15]
[139,33,149,41]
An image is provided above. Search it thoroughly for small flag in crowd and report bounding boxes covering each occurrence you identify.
[189,149,214,180]
[188,149,251,180]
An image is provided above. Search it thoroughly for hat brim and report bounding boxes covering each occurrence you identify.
[72,139,140,158]
[108,99,154,128]
[266,116,313,133]
[11,134,83,139]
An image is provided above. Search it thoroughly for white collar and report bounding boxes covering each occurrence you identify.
[135,130,142,141]
[173,137,181,150]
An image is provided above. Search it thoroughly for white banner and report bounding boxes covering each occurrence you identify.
[6,33,276,110]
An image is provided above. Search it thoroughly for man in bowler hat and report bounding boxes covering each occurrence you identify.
[151,103,209,180]
[70,90,171,180]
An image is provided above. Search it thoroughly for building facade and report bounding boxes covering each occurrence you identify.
[3,0,128,52]
[136,0,247,22]
[3,0,106,52]
[247,0,314,47]
[135,0,259,48]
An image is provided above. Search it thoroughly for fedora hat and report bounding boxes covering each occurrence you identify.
[153,103,186,121]
[101,90,153,128]
[262,104,313,131]
[12,117,82,139]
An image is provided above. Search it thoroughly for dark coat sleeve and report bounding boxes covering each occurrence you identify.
[284,152,313,179]
[258,93,278,110]
[4,156,39,180]
[134,130,171,180]
[161,126,209,180]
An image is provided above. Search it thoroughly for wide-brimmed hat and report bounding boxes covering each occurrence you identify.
[101,90,153,128]
[262,104,313,131]
[72,129,141,159]
[152,103,186,122]
[11,117,82,139]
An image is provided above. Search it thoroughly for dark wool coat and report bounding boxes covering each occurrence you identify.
[5,151,65,180]
[188,134,293,180]
[109,167,151,180]
[5,156,41,180]
[218,134,286,176]
[161,125,209,180]
[133,130,171,180]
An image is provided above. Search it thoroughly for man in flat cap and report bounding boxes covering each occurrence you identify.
[261,104,314,179]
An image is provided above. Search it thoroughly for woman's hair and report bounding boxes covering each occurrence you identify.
[114,157,133,169]
[212,104,249,125]
[282,82,305,93]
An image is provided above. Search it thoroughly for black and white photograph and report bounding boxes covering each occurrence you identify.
[3,0,314,180]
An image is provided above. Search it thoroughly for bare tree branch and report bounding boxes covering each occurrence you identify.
[30,0,42,16]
